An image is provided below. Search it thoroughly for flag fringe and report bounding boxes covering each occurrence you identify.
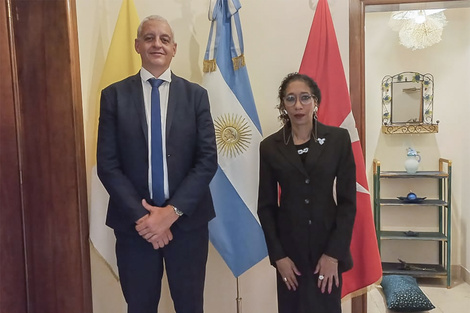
[203,59,217,73]
[203,55,246,72]
[232,54,245,71]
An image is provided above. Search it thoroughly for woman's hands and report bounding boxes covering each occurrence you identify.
[275,257,302,291]
[276,254,339,293]
[314,254,339,294]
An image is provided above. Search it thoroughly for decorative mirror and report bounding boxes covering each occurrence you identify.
[382,72,438,134]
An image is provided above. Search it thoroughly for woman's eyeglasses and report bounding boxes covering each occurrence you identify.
[283,94,317,107]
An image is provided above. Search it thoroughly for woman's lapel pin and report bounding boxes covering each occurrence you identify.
[318,138,325,145]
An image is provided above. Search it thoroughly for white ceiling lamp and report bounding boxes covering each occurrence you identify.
[389,9,447,50]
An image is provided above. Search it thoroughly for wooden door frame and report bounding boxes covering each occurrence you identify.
[348,1,464,312]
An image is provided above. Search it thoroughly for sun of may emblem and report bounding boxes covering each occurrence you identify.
[214,113,252,158]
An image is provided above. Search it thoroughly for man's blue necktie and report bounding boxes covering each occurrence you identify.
[148,78,165,206]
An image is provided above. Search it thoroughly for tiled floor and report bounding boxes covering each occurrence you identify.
[367,279,470,313]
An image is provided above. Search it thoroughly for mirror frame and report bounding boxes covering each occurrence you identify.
[349,0,463,152]
[382,71,438,134]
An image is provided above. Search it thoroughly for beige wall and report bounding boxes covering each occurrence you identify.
[78,0,469,312]
[365,8,470,279]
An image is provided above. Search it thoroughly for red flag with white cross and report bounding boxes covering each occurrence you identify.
[299,0,382,298]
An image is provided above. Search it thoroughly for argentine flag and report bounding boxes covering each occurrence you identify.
[203,0,268,277]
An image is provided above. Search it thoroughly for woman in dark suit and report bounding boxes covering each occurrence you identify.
[257,73,356,313]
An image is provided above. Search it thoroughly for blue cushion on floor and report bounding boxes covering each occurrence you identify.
[381,275,435,312]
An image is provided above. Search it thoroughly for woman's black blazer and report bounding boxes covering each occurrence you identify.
[257,122,356,272]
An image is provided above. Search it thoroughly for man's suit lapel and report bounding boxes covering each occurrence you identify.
[166,73,179,140]
[131,72,179,144]
[129,72,148,143]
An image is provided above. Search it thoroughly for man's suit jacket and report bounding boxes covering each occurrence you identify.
[97,72,218,232]
[257,122,356,272]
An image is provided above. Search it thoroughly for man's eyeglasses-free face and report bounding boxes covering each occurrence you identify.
[283,93,317,107]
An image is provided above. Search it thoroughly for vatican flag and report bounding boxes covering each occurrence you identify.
[88,0,140,276]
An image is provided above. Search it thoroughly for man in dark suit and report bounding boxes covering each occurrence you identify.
[97,15,217,313]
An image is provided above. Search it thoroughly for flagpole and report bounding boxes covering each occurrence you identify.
[236,277,242,313]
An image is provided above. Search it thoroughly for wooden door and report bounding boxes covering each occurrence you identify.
[0,0,92,312]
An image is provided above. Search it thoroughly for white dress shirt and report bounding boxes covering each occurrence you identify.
[140,67,172,202]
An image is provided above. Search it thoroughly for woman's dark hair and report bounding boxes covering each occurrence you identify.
[276,73,321,125]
